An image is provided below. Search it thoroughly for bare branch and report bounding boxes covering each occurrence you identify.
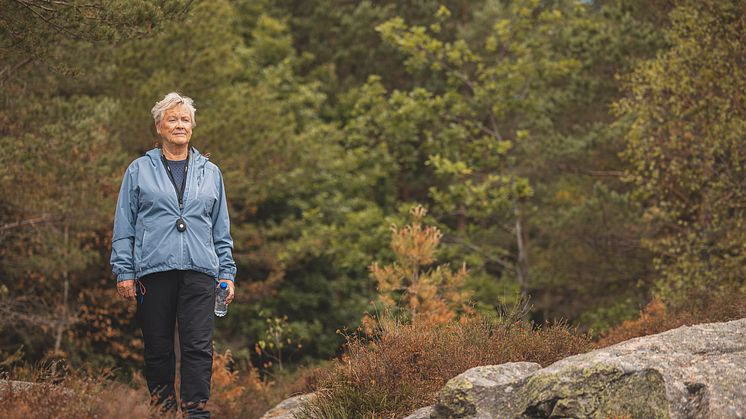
[442,233,516,271]
[557,164,625,178]
[13,0,81,40]
[0,214,56,234]
[0,57,34,84]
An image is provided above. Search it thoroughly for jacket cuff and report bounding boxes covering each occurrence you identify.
[218,272,235,282]
[116,272,136,282]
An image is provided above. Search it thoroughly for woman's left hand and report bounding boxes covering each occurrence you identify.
[218,279,235,304]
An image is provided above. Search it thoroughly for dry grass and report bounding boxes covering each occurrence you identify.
[0,350,316,419]
[0,362,169,419]
[210,349,319,418]
[598,291,746,347]
[299,315,593,418]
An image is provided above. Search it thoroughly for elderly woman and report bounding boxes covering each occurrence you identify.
[110,92,236,418]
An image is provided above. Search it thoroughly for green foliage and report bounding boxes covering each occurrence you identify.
[615,0,746,300]
[0,94,131,362]
[254,314,302,372]
[349,0,662,324]
[0,0,192,78]
[3,0,726,385]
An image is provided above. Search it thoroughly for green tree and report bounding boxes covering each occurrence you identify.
[0,0,191,83]
[519,0,665,325]
[615,0,746,300]
[362,1,586,300]
[0,0,192,366]
[343,0,666,328]
[0,96,129,361]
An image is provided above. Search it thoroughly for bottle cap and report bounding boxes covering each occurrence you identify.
[220,282,228,289]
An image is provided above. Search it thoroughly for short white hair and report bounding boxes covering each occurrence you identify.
[151,92,197,127]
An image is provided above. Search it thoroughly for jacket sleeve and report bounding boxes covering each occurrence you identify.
[110,163,139,282]
[211,167,237,282]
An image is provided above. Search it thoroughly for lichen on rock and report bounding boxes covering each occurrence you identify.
[518,364,669,418]
[433,362,541,418]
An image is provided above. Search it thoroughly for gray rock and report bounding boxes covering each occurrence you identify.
[405,405,436,419]
[518,363,669,418]
[0,379,37,392]
[260,392,316,419]
[431,318,746,419]
[433,363,541,418]
[515,318,746,418]
[0,379,74,397]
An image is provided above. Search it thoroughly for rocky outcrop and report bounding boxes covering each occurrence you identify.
[435,363,541,418]
[413,318,746,418]
[262,319,746,419]
[0,379,74,397]
[259,393,316,419]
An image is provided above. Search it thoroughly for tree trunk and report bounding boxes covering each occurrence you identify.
[514,207,529,299]
[53,224,69,356]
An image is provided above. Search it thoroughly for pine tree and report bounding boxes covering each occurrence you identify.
[364,205,473,332]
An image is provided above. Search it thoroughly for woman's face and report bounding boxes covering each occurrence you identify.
[156,104,193,147]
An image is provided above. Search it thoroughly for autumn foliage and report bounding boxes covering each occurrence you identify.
[0,349,317,419]
[364,205,474,332]
[598,291,746,347]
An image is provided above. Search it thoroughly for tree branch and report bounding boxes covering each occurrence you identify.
[0,214,56,234]
[442,233,516,271]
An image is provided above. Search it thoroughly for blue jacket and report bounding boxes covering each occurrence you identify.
[110,147,237,283]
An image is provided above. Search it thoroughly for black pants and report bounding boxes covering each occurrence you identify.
[136,270,215,418]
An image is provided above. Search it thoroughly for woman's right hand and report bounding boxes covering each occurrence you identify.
[117,279,136,300]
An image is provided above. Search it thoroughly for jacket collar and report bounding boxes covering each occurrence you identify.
[145,146,207,168]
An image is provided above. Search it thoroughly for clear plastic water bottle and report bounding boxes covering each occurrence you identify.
[215,282,229,317]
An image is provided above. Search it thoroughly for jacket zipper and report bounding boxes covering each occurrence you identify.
[161,149,190,267]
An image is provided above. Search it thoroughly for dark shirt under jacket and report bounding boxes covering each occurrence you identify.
[166,158,188,195]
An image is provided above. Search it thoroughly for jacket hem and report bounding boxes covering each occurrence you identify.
[137,264,218,281]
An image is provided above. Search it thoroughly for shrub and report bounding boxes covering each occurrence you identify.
[211,348,319,418]
[363,205,474,332]
[598,290,746,347]
[0,351,317,419]
[296,205,592,418]
[0,361,166,419]
[299,315,592,418]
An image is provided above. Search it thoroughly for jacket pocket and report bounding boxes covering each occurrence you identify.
[133,222,146,268]
[203,197,217,217]
[140,226,154,265]
[207,224,218,266]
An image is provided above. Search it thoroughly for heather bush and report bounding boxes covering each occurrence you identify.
[210,348,319,418]
[598,290,746,347]
[299,314,592,418]
[0,361,163,419]
[296,205,594,417]
[0,350,315,419]
[300,290,746,418]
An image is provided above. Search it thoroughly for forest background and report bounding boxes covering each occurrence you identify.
[1,0,745,412]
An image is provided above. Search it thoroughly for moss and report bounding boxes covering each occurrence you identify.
[436,378,477,417]
[595,369,669,418]
[519,364,669,418]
